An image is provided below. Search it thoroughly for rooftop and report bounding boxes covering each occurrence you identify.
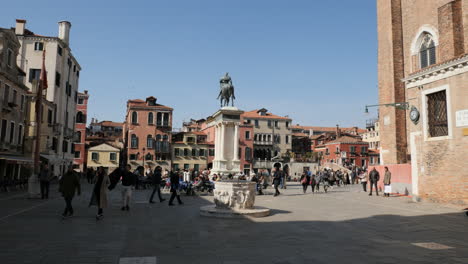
[242,109,291,120]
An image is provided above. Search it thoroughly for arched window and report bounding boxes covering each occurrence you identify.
[245,147,252,161]
[76,111,85,123]
[147,135,153,148]
[131,134,138,148]
[420,34,436,68]
[148,112,154,125]
[162,134,168,141]
[267,135,271,142]
[163,113,169,126]
[156,112,162,126]
[76,131,81,142]
[131,111,138,124]
[156,134,162,141]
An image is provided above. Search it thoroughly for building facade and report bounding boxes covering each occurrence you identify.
[15,19,81,176]
[87,143,120,172]
[377,0,468,205]
[0,27,31,181]
[123,96,173,171]
[73,90,88,171]
[89,119,123,137]
[241,109,292,166]
[171,131,211,171]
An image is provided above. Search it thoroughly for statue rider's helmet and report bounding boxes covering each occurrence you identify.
[220,72,231,83]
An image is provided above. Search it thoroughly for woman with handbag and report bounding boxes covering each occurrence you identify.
[89,166,110,220]
[300,172,310,194]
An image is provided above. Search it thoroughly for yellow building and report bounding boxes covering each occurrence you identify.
[87,143,120,171]
[171,131,211,171]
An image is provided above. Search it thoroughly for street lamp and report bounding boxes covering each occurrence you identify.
[365,102,410,114]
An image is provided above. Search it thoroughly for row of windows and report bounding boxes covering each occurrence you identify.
[130,134,169,149]
[34,42,80,76]
[131,111,170,126]
[244,119,290,128]
[324,146,368,155]
[91,152,117,162]
[253,134,289,144]
[129,153,169,161]
[174,148,209,157]
[1,81,26,111]
[0,119,23,145]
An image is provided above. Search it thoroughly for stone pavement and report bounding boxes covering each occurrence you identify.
[0,182,466,264]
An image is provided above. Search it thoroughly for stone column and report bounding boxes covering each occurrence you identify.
[220,123,225,160]
[233,123,239,161]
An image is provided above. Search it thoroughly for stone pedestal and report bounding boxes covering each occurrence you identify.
[208,107,244,177]
[200,181,270,218]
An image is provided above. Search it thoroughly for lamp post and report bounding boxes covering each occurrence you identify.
[142,147,146,169]
[364,102,409,113]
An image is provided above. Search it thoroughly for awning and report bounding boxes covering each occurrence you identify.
[39,154,72,165]
[0,154,33,164]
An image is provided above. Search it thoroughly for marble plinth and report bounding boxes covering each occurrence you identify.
[200,181,270,218]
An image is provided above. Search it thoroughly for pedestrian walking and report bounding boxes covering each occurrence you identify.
[383,167,392,197]
[149,166,166,203]
[369,168,380,196]
[300,173,310,193]
[273,168,282,197]
[168,170,183,206]
[313,172,321,192]
[59,166,81,219]
[89,166,110,220]
[120,165,137,211]
[39,162,51,199]
[359,171,368,192]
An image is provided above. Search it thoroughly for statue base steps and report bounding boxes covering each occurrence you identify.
[200,205,270,218]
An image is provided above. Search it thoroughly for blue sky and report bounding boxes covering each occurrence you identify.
[1,0,378,128]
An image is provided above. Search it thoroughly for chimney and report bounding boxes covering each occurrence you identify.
[58,21,71,45]
[15,19,26,35]
[353,126,358,135]
[336,124,341,137]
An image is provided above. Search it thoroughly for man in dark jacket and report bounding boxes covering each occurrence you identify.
[369,168,380,196]
[273,168,282,197]
[168,170,183,206]
[39,162,51,199]
[120,165,137,211]
[59,166,81,218]
[149,166,166,203]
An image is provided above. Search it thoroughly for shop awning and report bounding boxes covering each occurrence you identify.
[0,154,33,163]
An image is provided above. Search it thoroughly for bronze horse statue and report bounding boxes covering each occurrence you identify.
[217,73,236,107]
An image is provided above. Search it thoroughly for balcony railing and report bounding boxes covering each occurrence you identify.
[254,140,273,145]
[154,141,171,154]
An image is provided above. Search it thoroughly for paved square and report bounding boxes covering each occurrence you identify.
[0,182,466,264]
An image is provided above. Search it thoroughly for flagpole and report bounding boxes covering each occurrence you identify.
[28,49,46,198]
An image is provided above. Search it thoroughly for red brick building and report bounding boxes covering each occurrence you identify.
[315,136,369,167]
[377,0,468,205]
[73,90,89,171]
[123,96,173,171]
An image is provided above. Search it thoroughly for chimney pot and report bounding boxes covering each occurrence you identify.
[15,19,26,35]
[58,21,71,45]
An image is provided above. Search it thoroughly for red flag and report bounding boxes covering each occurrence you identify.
[40,49,47,90]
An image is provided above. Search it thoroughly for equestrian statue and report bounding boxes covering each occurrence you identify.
[217,72,236,107]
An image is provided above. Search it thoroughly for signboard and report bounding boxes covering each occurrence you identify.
[455,110,468,127]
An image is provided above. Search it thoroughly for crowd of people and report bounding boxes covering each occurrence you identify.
[36,161,393,220]
[297,166,392,197]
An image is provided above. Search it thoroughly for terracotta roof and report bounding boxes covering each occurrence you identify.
[127,99,173,110]
[91,121,123,127]
[242,110,291,120]
[292,125,366,134]
[292,133,309,137]
[310,134,325,140]
[368,149,380,154]
[326,136,366,145]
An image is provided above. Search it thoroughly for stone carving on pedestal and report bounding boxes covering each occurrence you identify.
[199,73,270,218]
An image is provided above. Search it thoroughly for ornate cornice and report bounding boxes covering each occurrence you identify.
[403,54,468,88]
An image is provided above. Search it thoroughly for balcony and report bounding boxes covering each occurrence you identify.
[52,123,62,135]
[254,140,273,145]
[154,141,171,154]
[64,128,75,139]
